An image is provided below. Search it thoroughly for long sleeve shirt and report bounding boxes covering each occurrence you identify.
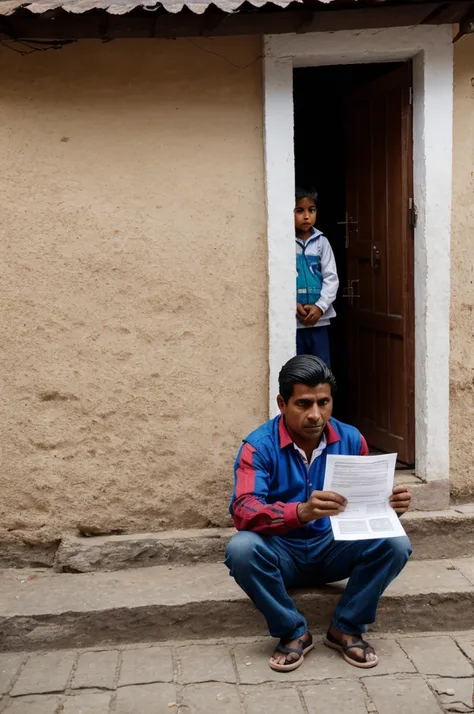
[230,415,368,539]
[296,228,339,328]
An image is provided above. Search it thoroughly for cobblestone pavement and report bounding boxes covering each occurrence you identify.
[0,632,473,713]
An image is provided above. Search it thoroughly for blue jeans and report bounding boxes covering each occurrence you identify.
[296,326,331,367]
[225,529,412,639]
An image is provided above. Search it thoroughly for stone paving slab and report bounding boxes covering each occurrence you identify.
[455,636,474,663]
[401,635,474,677]
[0,654,25,695]
[2,694,63,713]
[118,645,173,686]
[10,650,76,696]
[356,637,417,676]
[430,678,474,712]
[365,676,445,713]
[301,680,368,714]
[178,644,236,684]
[452,560,474,587]
[0,634,473,713]
[181,683,242,714]
[0,564,242,615]
[72,649,118,689]
[115,683,177,714]
[62,691,113,714]
[243,685,305,714]
[386,560,473,595]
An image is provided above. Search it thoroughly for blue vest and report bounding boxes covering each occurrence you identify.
[296,250,323,306]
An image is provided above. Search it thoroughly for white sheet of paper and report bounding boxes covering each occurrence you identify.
[322,453,407,541]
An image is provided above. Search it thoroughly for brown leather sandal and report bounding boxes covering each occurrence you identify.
[269,633,314,672]
[324,630,379,669]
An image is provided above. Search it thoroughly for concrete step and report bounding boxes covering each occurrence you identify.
[1,556,474,652]
[53,504,474,573]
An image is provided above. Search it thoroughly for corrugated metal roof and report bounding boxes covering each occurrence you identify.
[0,0,307,15]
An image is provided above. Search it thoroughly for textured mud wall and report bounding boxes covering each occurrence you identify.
[0,38,267,552]
[450,34,474,498]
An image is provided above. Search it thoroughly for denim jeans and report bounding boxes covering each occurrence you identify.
[225,529,412,639]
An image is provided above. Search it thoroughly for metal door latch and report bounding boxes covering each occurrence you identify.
[337,213,358,248]
[342,279,360,305]
[371,244,381,272]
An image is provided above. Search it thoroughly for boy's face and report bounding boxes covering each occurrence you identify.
[294,197,317,238]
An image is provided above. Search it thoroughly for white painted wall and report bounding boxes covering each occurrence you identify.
[264,25,453,483]
[264,56,295,414]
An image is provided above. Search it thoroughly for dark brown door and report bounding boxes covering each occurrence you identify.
[345,63,415,464]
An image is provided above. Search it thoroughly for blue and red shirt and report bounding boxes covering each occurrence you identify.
[230,415,368,539]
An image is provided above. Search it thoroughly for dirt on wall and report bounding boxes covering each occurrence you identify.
[450,34,474,499]
[0,37,268,556]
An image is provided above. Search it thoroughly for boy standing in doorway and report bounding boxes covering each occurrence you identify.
[295,188,339,367]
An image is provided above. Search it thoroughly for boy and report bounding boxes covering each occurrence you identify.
[295,187,339,367]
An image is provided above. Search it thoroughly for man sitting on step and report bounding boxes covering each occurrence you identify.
[225,355,412,672]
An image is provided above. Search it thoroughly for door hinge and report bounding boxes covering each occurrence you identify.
[409,198,418,227]
[409,86,413,105]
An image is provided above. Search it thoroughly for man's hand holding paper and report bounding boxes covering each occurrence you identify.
[389,485,412,515]
[322,453,412,541]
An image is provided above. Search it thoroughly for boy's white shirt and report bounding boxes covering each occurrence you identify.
[296,228,339,329]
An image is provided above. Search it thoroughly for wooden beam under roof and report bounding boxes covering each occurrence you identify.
[0,1,472,42]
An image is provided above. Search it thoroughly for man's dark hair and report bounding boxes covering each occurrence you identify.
[278,355,337,402]
[295,187,318,206]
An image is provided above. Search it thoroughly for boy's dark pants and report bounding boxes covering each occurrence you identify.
[297,326,331,367]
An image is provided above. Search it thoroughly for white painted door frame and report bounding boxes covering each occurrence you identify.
[264,25,453,484]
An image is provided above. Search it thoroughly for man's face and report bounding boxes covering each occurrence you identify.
[294,197,317,237]
[277,383,333,444]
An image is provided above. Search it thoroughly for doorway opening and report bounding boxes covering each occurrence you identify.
[294,62,415,467]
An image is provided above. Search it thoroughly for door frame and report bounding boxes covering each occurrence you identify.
[264,25,453,491]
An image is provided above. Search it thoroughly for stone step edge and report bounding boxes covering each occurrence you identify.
[50,504,474,572]
[0,558,474,651]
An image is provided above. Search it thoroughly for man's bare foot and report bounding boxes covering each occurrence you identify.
[325,624,378,667]
[270,631,312,667]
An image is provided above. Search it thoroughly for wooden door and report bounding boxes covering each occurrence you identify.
[345,63,415,464]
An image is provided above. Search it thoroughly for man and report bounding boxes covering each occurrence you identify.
[225,355,412,672]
